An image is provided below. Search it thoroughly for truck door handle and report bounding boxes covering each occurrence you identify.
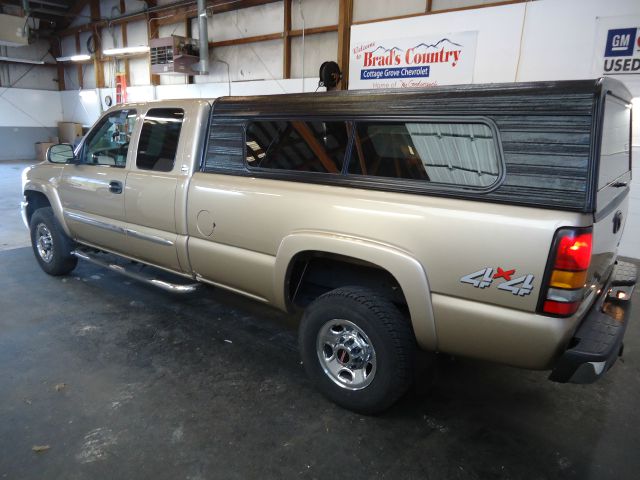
[109,181,123,194]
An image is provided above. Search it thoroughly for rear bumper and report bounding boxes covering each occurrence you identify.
[549,260,637,384]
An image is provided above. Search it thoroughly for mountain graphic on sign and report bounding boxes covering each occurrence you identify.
[410,38,463,50]
[369,45,404,54]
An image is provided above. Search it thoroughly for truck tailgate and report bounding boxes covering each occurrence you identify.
[590,93,632,292]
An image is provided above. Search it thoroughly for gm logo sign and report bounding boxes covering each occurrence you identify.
[605,28,637,57]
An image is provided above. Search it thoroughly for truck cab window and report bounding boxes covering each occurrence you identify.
[136,108,184,172]
[245,120,349,174]
[81,109,137,167]
[348,121,500,188]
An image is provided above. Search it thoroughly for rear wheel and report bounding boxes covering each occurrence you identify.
[29,207,77,276]
[299,286,415,414]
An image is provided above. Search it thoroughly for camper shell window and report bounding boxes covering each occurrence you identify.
[242,118,502,190]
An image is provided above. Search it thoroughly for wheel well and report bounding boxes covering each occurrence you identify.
[286,251,408,311]
[24,191,51,224]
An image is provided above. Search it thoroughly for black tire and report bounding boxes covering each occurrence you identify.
[299,286,415,414]
[29,207,78,276]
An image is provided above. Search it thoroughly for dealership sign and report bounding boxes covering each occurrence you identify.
[593,15,640,76]
[349,31,477,90]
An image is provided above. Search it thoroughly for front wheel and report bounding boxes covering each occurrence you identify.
[299,286,415,414]
[29,207,77,276]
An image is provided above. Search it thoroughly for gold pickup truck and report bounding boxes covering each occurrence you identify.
[21,78,637,413]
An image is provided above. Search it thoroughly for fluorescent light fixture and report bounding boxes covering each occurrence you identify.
[56,54,91,62]
[103,46,150,56]
[0,56,45,65]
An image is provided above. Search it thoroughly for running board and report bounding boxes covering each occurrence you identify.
[71,250,200,294]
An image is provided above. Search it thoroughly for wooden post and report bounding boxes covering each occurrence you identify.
[148,12,160,86]
[337,0,353,90]
[283,0,291,79]
[89,0,104,88]
[51,38,65,91]
[186,16,194,84]
[120,0,130,85]
[426,0,433,12]
[92,27,105,88]
[75,33,83,88]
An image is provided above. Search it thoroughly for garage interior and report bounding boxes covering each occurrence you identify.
[1,0,640,478]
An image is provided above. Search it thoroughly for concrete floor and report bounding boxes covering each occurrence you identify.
[0,160,31,251]
[1,160,640,479]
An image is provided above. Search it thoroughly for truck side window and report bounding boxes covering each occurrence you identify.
[136,108,184,172]
[80,109,137,167]
[348,121,500,188]
[245,120,349,174]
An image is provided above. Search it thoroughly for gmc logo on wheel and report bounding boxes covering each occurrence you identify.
[604,28,638,57]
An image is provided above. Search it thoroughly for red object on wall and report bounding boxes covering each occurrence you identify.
[115,73,128,104]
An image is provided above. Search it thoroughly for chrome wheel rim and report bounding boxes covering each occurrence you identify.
[316,319,376,390]
[35,223,54,263]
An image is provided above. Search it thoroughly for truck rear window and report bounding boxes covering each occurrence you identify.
[599,95,631,189]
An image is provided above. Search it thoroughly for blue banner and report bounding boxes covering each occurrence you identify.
[360,66,430,80]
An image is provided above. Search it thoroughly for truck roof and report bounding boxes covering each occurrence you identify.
[111,78,630,115]
[210,78,631,118]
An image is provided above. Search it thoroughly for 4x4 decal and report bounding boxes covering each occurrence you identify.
[460,267,534,296]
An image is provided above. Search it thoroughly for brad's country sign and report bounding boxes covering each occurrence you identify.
[350,31,477,90]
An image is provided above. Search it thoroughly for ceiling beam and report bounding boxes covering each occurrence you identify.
[56,0,280,35]
[68,0,90,16]
[209,32,282,48]
[26,0,69,7]
[19,0,69,10]
[57,0,91,29]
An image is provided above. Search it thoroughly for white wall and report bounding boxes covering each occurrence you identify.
[0,88,62,127]
[0,88,61,160]
[292,0,339,29]
[192,3,285,85]
[292,32,338,78]
[353,0,426,23]
[60,90,101,127]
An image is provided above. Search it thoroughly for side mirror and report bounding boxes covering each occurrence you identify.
[47,143,76,164]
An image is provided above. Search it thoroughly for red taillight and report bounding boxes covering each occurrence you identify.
[543,300,580,316]
[554,233,593,271]
[540,228,593,317]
